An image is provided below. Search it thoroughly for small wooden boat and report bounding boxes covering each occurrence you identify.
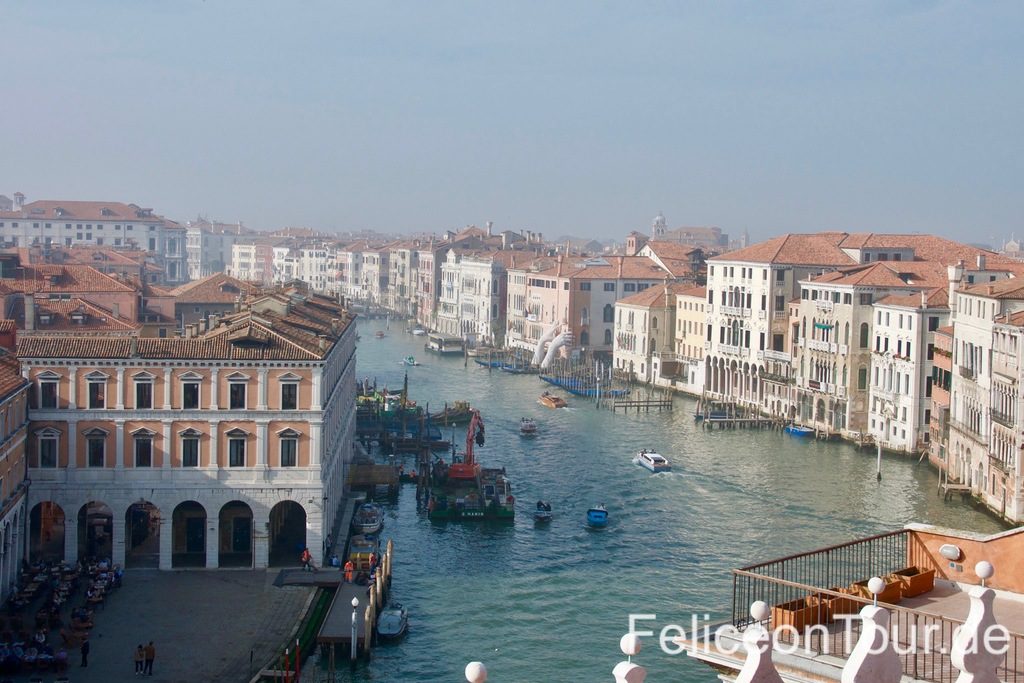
[539,392,567,409]
[411,327,426,336]
[784,424,815,438]
[534,501,553,522]
[374,330,386,339]
[633,450,671,473]
[586,505,608,528]
[351,503,384,535]
[520,417,538,435]
[376,603,408,640]
[401,355,420,366]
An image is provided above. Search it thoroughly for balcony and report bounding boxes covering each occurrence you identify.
[807,339,835,353]
[763,349,791,363]
[959,366,976,380]
[719,343,741,356]
[815,299,834,313]
[949,417,985,443]
[772,310,787,320]
[720,305,750,317]
[992,410,1015,429]
[838,344,849,355]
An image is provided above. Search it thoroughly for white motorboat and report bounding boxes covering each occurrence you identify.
[632,450,672,473]
[376,603,408,639]
[351,503,384,535]
[520,417,538,435]
[533,500,552,522]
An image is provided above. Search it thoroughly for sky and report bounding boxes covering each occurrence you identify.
[3,1,1022,244]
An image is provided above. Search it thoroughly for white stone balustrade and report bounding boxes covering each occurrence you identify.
[612,633,647,683]
[735,601,783,683]
[951,561,1002,683]
[465,661,487,682]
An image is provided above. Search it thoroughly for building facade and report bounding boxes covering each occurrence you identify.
[21,288,356,569]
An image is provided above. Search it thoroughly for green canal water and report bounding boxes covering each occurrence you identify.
[331,319,1005,682]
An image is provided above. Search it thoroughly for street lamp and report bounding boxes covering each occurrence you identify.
[350,597,359,662]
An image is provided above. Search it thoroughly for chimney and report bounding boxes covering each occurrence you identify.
[331,317,340,335]
[198,318,208,333]
[486,221,493,237]
[23,294,34,331]
[977,253,986,270]
[948,260,965,313]
[209,313,218,329]
[234,295,242,312]
[130,337,138,357]
[13,192,25,210]
[921,290,927,309]
[318,335,328,350]
[112,302,120,319]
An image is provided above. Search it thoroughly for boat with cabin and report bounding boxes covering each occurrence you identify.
[586,505,608,528]
[533,501,552,522]
[425,333,465,355]
[351,503,384,535]
[539,392,567,409]
[401,355,420,366]
[347,534,380,572]
[519,417,538,435]
[633,450,671,473]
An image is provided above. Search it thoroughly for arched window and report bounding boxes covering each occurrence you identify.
[652,316,658,330]
[580,330,590,346]
[580,307,589,326]
[603,329,612,345]
[844,322,850,345]
[859,322,869,348]
[603,304,614,323]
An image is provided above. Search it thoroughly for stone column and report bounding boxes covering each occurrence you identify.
[311,370,322,410]
[209,368,219,410]
[257,368,268,411]
[64,507,78,565]
[67,420,78,470]
[112,510,126,566]
[256,421,269,470]
[163,368,172,409]
[253,513,269,569]
[205,511,219,569]
[114,419,125,471]
[115,367,125,410]
[158,513,172,570]
[309,421,322,467]
[208,421,219,470]
[68,370,77,410]
[162,420,172,470]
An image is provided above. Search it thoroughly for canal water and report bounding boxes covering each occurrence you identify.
[331,319,1005,682]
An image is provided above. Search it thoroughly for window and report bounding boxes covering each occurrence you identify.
[604,282,615,292]
[183,381,200,409]
[135,379,153,409]
[623,283,636,292]
[181,434,200,467]
[134,435,153,467]
[928,316,939,332]
[579,282,591,291]
[229,382,246,410]
[280,437,297,467]
[40,380,58,409]
[281,382,298,410]
[39,436,58,468]
[858,367,868,391]
[859,293,872,305]
[229,437,246,467]
[87,435,106,468]
[859,323,869,348]
[603,304,614,323]
[88,380,106,409]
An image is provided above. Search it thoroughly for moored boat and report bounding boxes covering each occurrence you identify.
[428,400,474,425]
[351,503,384,535]
[539,392,567,409]
[520,417,538,435]
[375,330,386,339]
[633,450,671,473]
[425,333,464,355]
[784,424,815,438]
[376,603,409,640]
[411,327,426,336]
[586,505,608,528]
[347,534,380,572]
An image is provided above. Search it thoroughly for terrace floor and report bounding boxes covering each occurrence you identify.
[900,580,1024,634]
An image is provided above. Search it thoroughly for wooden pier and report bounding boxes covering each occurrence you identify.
[346,463,400,497]
[609,397,673,412]
[701,416,781,429]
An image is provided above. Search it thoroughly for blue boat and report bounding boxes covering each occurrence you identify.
[784,425,815,438]
[474,358,503,368]
[586,505,608,528]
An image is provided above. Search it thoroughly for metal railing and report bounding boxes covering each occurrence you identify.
[732,530,1024,683]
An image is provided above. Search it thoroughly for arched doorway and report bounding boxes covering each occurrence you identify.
[77,501,113,561]
[172,501,207,568]
[125,501,160,568]
[30,502,65,563]
[268,501,306,567]
[219,501,253,568]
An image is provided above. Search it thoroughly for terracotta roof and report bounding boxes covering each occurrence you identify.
[997,310,1024,327]
[960,277,1024,300]
[0,200,161,222]
[526,256,670,280]
[0,353,27,402]
[711,234,855,266]
[673,285,707,299]
[170,272,259,304]
[936,325,954,336]
[617,286,676,307]
[874,288,949,310]
[643,241,701,260]
[809,263,916,288]
[0,265,136,294]
[17,288,354,362]
[0,320,15,333]
[11,297,140,333]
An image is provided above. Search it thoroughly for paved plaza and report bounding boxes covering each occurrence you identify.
[52,569,312,683]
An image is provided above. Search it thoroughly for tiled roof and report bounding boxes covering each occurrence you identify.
[960,278,1024,300]
[710,234,855,266]
[673,284,707,299]
[0,200,161,222]
[10,297,140,333]
[874,288,949,310]
[997,310,1024,327]
[169,273,259,304]
[0,265,137,294]
[644,240,701,260]
[0,320,15,333]
[0,354,27,402]
[17,288,354,362]
[936,325,954,336]
[809,263,917,288]
[528,256,670,280]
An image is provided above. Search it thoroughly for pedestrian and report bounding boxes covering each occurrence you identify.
[300,547,316,572]
[134,644,145,675]
[80,638,90,667]
[343,559,354,583]
[143,641,155,675]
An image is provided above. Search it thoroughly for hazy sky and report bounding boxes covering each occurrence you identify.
[4,2,1022,243]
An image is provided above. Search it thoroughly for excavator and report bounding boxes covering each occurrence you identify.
[448,409,485,480]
